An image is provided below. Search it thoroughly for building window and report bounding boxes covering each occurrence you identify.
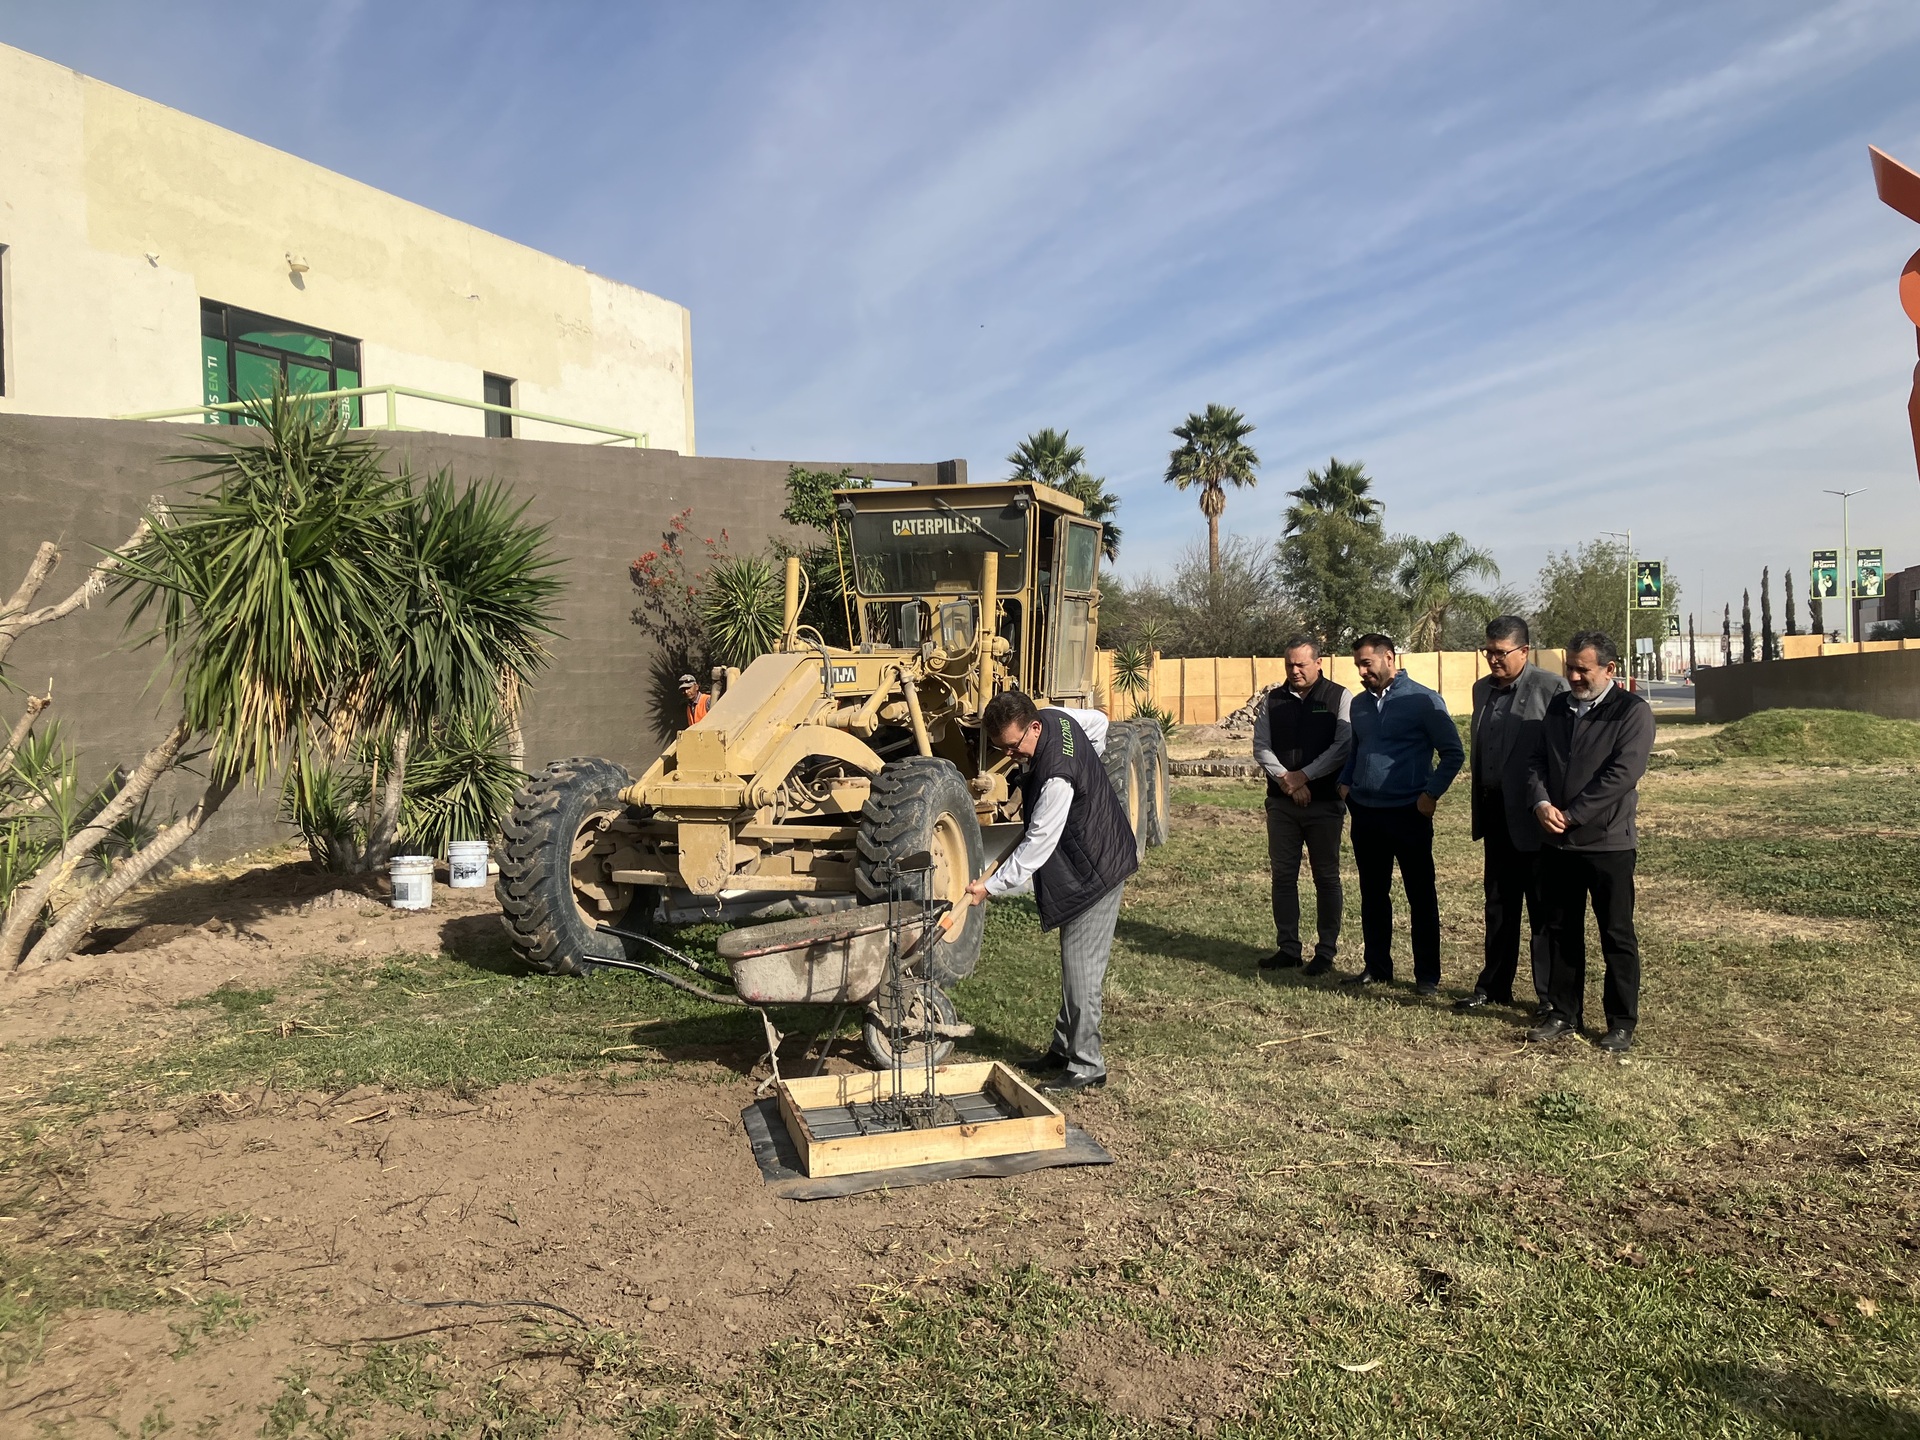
[200,300,362,425]
[483,372,515,438]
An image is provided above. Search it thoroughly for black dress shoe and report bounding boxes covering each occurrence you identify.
[1040,1072,1107,1093]
[1413,980,1439,998]
[1454,990,1493,1011]
[1340,971,1388,988]
[1533,1001,1555,1020]
[1259,950,1303,971]
[1595,1027,1634,1054]
[1303,955,1335,977]
[1527,1015,1576,1043]
[1019,1050,1069,1074]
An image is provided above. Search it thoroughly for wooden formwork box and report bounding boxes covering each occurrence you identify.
[776,1061,1067,1178]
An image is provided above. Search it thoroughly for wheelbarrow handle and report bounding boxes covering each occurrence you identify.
[597,924,735,986]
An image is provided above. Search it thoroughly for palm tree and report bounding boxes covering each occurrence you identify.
[1396,533,1500,651]
[1062,475,1123,561]
[1006,428,1086,487]
[1008,429,1123,561]
[1284,457,1380,534]
[1165,405,1259,575]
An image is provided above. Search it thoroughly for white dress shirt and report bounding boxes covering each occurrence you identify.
[985,707,1109,896]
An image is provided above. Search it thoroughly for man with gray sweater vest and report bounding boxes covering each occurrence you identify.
[1455,615,1568,1016]
[1337,633,1464,995]
[1524,630,1656,1053]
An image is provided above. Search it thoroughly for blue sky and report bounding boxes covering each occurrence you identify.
[8,1,1920,628]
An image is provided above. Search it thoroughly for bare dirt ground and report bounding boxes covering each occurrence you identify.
[11,1073,1127,1434]
[2,858,1138,1435]
[0,857,501,1052]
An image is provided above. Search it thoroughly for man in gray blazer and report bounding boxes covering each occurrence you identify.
[1455,616,1568,1015]
[1524,630,1656,1053]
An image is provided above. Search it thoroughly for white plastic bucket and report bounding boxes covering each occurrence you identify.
[448,840,489,889]
[389,855,435,910]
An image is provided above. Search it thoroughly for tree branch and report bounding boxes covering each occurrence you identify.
[0,515,154,673]
[1,690,52,775]
[1,543,61,620]
[0,720,189,972]
[19,768,239,971]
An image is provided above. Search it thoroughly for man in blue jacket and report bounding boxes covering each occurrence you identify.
[1338,634,1465,995]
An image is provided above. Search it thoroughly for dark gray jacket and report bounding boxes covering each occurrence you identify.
[1524,684,1656,852]
[1469,664,1569,852]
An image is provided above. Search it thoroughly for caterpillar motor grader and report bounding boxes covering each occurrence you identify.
[495,472,1170,1059]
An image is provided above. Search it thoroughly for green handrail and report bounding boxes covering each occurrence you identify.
[118,383,649,447]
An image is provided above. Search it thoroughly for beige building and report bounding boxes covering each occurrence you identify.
[0,42,694,450]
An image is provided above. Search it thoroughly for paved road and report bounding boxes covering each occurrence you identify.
[1637,679,1696,713]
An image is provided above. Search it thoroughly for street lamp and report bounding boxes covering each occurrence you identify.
[1602,529,1632,683]
[1823,488,1866,643]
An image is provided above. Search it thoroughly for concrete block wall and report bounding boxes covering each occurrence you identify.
[1098,649,1567,724]
[1695,648,1920,723]
[0,412,939,862]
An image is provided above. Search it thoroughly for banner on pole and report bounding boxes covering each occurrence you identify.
[1634,560,1664,609]
[1810,550,1839,599]
[1856,547,1885,599]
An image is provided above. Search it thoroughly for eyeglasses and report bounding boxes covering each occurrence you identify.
[1482,645,1528,660]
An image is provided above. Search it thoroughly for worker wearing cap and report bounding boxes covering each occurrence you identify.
[679,674,709,727]
[963,690,1139,1092]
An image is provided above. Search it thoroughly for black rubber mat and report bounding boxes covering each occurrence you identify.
[741,1096,1114,1200]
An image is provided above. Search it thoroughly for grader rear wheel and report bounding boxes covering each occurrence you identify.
[855,757,986,986]
[1136,722,1171,847]
[1103,723,1150,862]
[496,758,658,976]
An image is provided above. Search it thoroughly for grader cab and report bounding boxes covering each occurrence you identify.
[496,473,1170,1039]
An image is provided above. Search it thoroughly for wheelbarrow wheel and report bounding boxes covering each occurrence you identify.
[862,984,959,1070]
[496,757,658,976]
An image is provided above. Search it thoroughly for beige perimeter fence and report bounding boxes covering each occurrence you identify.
[1095,649,1568,725]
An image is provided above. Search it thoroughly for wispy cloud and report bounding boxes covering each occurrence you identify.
[6,0,1920,621]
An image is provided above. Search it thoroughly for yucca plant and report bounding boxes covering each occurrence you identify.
[1134,701,1179,740]
[365,469,562,868]
[279,752,370,873]
[4,384,565,971]
[700,554,785,669]
[1110,642,1152,717]
[400,708,527,858]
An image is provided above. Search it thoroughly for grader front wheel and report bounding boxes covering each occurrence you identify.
[855,757,986,986]
[496,758,657,976]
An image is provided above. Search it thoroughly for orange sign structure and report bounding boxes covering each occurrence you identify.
[1870,145,1920,484]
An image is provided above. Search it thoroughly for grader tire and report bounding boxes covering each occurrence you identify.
[1102,723,1150,862]
[496,758,656,977]
[1136,722,1171,848]
[855,757,986,987]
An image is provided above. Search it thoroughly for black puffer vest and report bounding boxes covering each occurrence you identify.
[1018,710,1140,931]
[1264,677,1346,803]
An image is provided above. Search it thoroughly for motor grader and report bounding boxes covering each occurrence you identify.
[495,473,1170,1064]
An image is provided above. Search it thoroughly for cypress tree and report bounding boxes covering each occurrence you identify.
[1741,589,1754,663]
[1688,612,1698,674]
[1810,587,1825,637]
[1722,603,1732,664]
[1784,569,1799,635]
[1761,567,1775,660]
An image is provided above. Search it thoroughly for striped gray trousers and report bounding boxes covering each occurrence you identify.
[1051,881,1126,1081]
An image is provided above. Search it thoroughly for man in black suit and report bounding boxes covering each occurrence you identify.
[1524,631,1656,1053]
[1455,616,1568,1016]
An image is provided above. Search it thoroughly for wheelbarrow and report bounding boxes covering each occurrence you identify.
[592,882,974,1072]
